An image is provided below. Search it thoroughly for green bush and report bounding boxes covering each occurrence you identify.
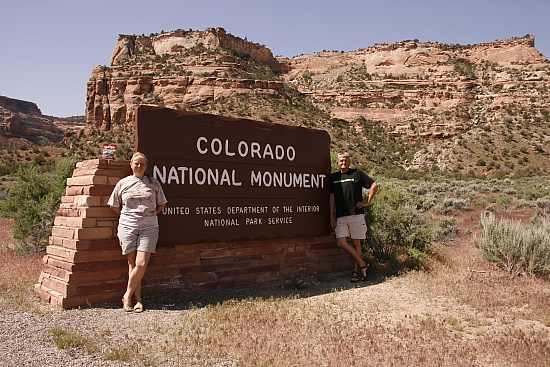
[0,156,78,253]
[0,165,55,251]
[364,183,433,272]
[473,212,550,276]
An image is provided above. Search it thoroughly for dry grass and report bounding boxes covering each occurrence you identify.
[0,218,44,311]
[1,214,549,366]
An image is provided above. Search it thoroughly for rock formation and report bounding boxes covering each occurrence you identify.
[84,29,550,173]
[283,36,548,140]
[87,28,286,130]
[0,95,75,147]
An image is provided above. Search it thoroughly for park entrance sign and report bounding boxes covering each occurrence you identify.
[136,106,331,244]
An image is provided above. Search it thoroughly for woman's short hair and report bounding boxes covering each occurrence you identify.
[131,152,148,164]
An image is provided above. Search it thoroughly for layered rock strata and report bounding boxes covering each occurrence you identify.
[87,28,286,130]
[0,95,66,146]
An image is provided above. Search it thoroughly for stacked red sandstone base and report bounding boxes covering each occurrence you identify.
[34,159,131,308]
[35,159,348,309]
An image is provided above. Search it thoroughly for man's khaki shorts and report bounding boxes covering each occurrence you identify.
[335,214,367,240]
[117,225,159,255]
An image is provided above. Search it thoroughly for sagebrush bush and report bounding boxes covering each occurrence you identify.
[364,183,433,271]
[432,215,458,242]
[435,196,471,214]
[473,212,550,276]
[0,156,78,253]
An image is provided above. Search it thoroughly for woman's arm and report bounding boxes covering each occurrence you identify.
[156,204,166,215]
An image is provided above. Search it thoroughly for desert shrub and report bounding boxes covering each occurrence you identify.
[452,185,477,200]
[53,155,79,197]
[0,156,78,253]
[432,215,458,243]
[524,214,550,274]
[419,194,438,211]
[434,197,471,214]
[364,183,433,272]
[535,196,550,213]
[473,212,550,276]
[0,165,55,251]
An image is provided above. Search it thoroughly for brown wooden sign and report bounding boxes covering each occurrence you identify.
[135,106,331,244]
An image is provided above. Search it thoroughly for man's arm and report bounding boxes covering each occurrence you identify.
[356,181,379,208]
[329,193,336,228]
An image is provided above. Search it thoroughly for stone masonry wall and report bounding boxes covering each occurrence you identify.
[35,159,349,309]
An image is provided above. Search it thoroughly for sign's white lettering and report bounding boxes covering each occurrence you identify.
[162,206,190,215]
[196,137,296,161]
[204,218,240,227]
[196,206,222,215]
[250,171,326,188]
[154,166,242,186]
[268,217,293,225]
[154,166,325,189]
[227,206,269,215]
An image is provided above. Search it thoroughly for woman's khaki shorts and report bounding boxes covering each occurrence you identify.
[117,225,159,255]
[335,214,367,240]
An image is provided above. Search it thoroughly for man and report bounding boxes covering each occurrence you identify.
[329,152,379,282]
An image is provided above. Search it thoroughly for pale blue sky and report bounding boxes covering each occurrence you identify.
[1,0,548,117]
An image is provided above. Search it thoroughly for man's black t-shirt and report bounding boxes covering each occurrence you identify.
[329,168,375,218]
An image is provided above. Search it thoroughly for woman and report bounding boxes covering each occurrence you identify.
[108,152,167,312]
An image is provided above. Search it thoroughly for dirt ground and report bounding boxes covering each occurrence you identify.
[1,209,549,366]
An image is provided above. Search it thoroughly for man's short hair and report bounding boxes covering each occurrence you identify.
[337,152,350,159]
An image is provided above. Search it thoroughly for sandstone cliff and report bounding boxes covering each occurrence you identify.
[87,28,286,130]
[285,36,546,130]
[0,95,70,147]
[85,29,550,175]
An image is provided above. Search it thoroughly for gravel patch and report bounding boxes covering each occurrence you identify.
[0,271,356,366]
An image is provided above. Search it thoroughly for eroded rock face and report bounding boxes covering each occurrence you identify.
[87,30,548,138]
[0,95,71,146]
[85,30,550,172]
[282,36,549,141]
[87,28,285,129]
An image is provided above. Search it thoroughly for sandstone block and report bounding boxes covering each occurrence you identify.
[45,256,75,271]
[46,245,76,261]
[80,207,118,218]
[40,273,71,295]
[73,249,124,263]
[76,279,127,296]
[96,219,118,228]
[61,196,74,204]
[86,239,120,251]
[65,186,85,196]
[51,227,75,240]
[74,227,112,240]
[69,269,124,283]
[200,249,232,260]
[107,175,122,186]
[67,176,108,186]
[88,186,117,196]
[60,238,89,250]
[73,195,102,207]
[54,217,97,228]
[57,208,82,217]
[231,245,282,258]
[49,236,63,246]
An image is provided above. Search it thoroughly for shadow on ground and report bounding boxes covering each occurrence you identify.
[97,270,385,311]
